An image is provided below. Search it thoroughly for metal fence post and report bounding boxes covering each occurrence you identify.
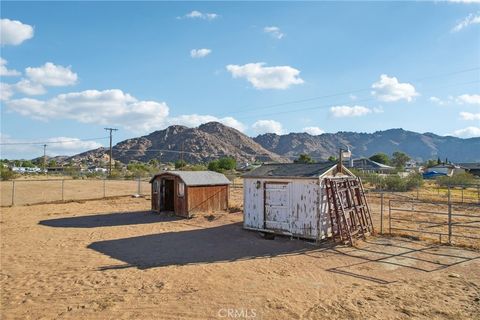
[461,187,464,203]
[416,186,419,200]
[380,192,384,234]
[61,179,65,201]
[137,177,141,195]
[388,200,391,235]
[448,187,452,244]
[11,180,15,206]
[477,184,479,204]
[103,178,106,198]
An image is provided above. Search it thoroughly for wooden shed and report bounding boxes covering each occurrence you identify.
[243,162,354,240]
[150,171,231,217]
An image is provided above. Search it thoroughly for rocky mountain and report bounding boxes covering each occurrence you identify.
[68,122,284,165]
[253,129,480,162]
[65,123,480,165]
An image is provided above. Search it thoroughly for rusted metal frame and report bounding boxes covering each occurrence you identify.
[358,177,374,234]
[326,179,339,241]
[333,180,353,245]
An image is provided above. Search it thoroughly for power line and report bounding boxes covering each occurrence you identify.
[0,136,109,146]
[221,66,480,117]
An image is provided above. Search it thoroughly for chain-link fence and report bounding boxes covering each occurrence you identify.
[0,178,151,206]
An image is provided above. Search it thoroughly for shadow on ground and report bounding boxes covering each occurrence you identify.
[39,211,180,228]
[88,222,315,269]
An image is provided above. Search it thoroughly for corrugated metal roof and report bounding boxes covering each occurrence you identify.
[150,170,231,186]
[345,158,394,170]
[243,162,337,178]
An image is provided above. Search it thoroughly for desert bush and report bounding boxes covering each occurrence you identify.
[0,167,16,181]
[436,172,476,187]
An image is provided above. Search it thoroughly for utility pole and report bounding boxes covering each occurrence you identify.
[104,128,118,176]
[43,144,47,174]
[180,142,184,169]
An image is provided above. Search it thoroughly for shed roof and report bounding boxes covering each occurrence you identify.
[243,162,337,179]
[149,170,231,186]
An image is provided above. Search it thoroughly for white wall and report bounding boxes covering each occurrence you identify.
[243,178,331,240]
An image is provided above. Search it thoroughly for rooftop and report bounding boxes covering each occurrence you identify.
[150,170,231,186]
[243,162,337,178]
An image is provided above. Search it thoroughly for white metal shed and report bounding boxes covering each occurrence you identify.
[243,162,353,240]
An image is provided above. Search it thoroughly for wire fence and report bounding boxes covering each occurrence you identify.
[1,178,151,207]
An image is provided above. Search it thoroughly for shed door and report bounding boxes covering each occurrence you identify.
[264,183,290,231]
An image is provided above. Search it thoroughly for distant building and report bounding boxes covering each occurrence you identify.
[458,163,480,177]
[424,164,465,177]
[344,158,395,173]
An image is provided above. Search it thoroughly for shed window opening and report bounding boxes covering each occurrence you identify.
[178,182,185,197]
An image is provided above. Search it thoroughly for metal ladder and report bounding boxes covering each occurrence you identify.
[325,177,374,246]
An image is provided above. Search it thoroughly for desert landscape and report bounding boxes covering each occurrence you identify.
[1,188,479,319]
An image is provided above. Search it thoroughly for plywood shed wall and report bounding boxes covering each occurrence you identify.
[150,171,231,218]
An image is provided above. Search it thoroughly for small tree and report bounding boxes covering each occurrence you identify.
[294,154,315,164]
[369,153,389,165]
[48,159,57,167]
[175,160,187,169]
[208,160,221,172]
[328,156,337,162]
[390,151,410,169]
[218,157,236,171]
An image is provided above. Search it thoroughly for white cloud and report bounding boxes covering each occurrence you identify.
[169,115,246,132]
[371,74,418,102]
[452,13,480,32]
[180,10,218,20]
[0,19,34,46]
[457,94,480,105]
[264,26,284,39]
[429,96,447,105]
[303,126,325,135]
[6,89,245,134]
[14,79,46,96]
[330,105,373,117]
[0,134,103,158]
[25,62,78,87]
[0,82,13,101]
[252,120,283,135]
[226,62,304,90]
[451,126,480,138]
[190,48,211,58]
[6,89,169,132]
[460,111,480,121]
[0,58,20,76]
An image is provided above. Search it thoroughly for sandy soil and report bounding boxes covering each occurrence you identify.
[0,179,151,206]
[1,191,479,319]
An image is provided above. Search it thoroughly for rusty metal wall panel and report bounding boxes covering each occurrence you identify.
[187,185,228,213]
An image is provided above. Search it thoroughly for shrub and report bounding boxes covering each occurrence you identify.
[436,172,476,187]
[0,167,16,181]
[369,153,389,165]
[174,160,187,169]
[218,157,236,170]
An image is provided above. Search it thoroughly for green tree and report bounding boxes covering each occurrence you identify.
[208,160,221,172]
[390,151,410,169]
[218,157,236,170]
[294,154,315,164]
[424,159,438,168]
[328,156,337,162]
[48,160,57,167]
[175,160,187,169]
[22,160,35,168]
[369,153,389,165]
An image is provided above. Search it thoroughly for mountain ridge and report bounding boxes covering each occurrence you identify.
[65,122,480,164]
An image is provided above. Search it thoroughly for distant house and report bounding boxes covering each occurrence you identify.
[458,163,480,177]
[149,171,231,218]
[425,164,465,177]
[345,158,395,173]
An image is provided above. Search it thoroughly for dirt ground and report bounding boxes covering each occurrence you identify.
[1,189,479,319]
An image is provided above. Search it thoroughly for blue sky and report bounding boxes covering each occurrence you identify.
[1,1,479,159]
